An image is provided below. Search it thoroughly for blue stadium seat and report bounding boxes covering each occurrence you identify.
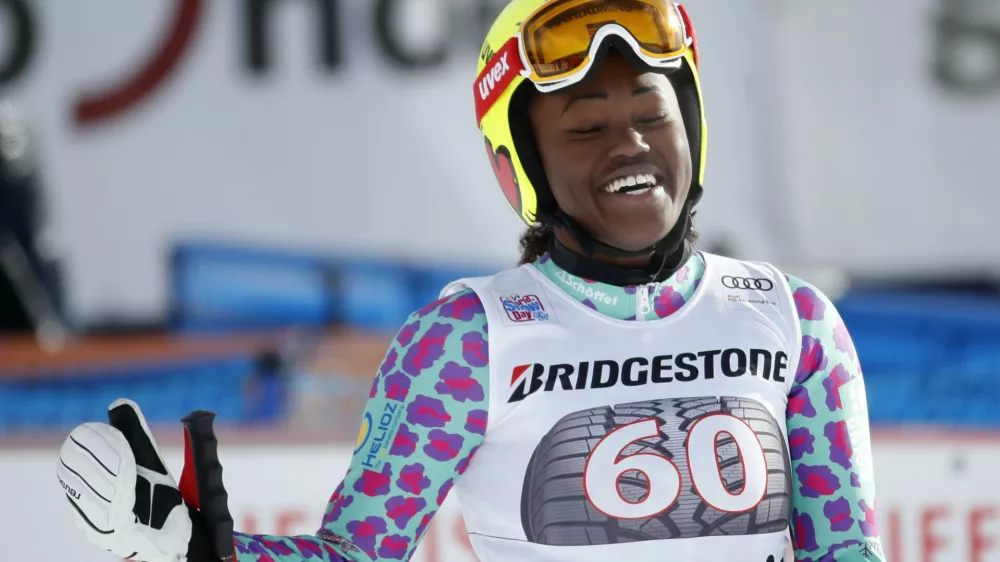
[332,259,415,332]
[0,355,277,433]
[170,241,332,333]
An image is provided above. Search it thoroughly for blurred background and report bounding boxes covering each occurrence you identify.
[1,0,999,559]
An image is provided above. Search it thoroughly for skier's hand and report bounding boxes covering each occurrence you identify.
[56,399,192,561]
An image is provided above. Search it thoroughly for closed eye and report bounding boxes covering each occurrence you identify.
[569,125,604,134]
[637,113,668,124]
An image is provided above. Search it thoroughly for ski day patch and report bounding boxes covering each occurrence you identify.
[492,285,558,325]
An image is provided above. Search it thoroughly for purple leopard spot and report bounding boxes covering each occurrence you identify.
[581,299,598,310]
[851,473,861,488]
[397,463,431,495]
[406,394,452,427]
[797,336,828,384]
[378,534,410,560]
[796,464,841,498]
[825,420,854,469]
[437,479,454,506]
[384,372,411,402]
[440,292,485,321]
[624,314,637,321]
[466,409,487,435]
[653,286,686,317]
[435,361,485,403]
[403,323,453,376]
[354,464,393,497]
[389,424,419,457]
[794,286,826,321]
[233,536,251,553]
[415,512,435,540]
[257,538,295,555]
[369,373,381,398]
[457,445,479,474]
[290,537,324,559]
[396,320,420,347]
[793,509,820,552]
[415,296,447,318]
[385,496,427,529]
[461,331,488,367]
[246,541,270,556]
[322,484,354,525]
[482,322,488,334]
[424,429,465,461]
[788,427,815,461]
[379,349,398,377]
[824,497,854,532]
[859,500,879,537]
[823,540,862,561]
[824,364,854,411]
[624,286,637,295]
[538,254,551,264]
[788,385,818,419]
[346,516,388,557]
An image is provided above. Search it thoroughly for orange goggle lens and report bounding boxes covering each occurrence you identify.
[521,0,687,81]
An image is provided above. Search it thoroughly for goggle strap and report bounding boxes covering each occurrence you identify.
[474,37,524,126]
[676,4,698,68]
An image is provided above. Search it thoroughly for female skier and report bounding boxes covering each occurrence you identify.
[57,1,884,560]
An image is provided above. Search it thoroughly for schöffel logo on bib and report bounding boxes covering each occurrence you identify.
[500,293,552,323]
[507,347,789,403]
[554,271,618,306]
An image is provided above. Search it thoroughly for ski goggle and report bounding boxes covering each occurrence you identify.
[521,0,689,90]
[474,0,693,124]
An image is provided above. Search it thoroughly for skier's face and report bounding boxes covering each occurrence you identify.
[529,54,691,255]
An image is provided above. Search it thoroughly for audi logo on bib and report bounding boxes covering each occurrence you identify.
[721,276,774,291]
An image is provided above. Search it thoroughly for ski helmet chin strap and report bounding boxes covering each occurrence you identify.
[540,182,704,284]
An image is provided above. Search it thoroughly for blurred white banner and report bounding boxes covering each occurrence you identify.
[4,434,1000,561]
[2,0,999,323]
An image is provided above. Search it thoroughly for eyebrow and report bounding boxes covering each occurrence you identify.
[562,85,661,115]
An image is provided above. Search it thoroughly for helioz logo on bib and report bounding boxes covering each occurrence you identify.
[500,294,551,323]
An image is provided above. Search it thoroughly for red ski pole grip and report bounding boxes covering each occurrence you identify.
[181,410,235,561]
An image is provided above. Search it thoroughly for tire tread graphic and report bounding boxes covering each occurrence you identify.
[520,397,791,545]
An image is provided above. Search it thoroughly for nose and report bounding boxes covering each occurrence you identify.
[607,126,650,160]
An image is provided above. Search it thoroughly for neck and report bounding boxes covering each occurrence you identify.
[553,229,653,269]
[547,234,692,287]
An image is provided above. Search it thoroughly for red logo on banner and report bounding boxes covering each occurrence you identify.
[74,0,203,127]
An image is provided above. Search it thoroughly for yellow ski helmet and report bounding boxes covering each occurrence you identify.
[474,0,707,254]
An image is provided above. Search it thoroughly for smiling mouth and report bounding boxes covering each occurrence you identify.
[600,173,663,196]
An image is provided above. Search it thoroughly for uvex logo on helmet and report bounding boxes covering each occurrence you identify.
[474,38,523,125]
[478,51,511,100]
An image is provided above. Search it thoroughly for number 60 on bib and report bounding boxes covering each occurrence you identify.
[521,396,791,545]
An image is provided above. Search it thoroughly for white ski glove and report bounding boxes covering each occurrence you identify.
[56,398,208,561]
